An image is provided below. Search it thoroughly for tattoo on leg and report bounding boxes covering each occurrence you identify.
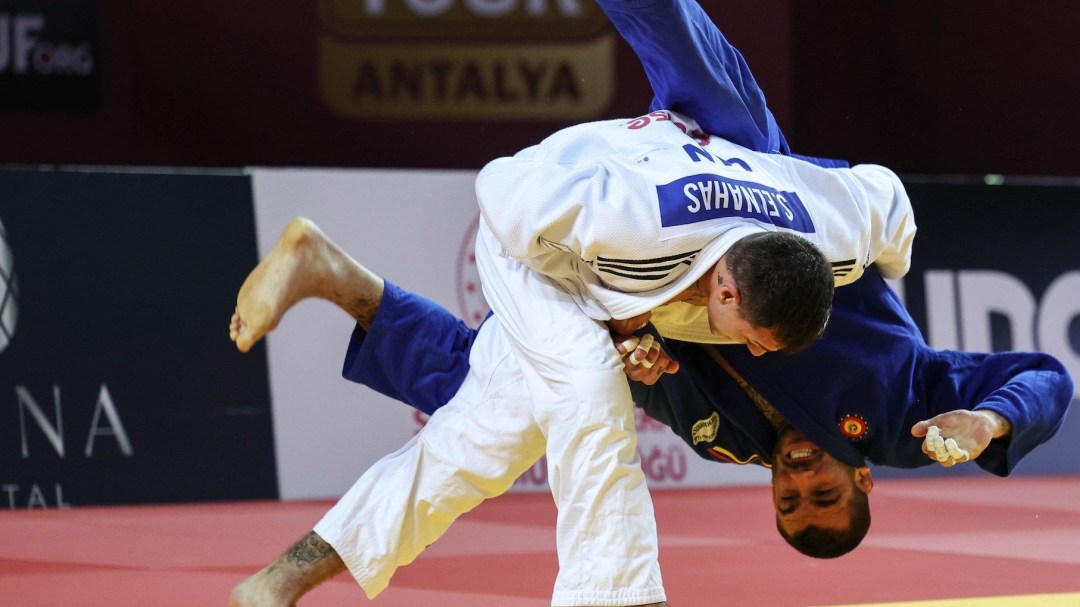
[286,532,335,566]
[345,293,380,329]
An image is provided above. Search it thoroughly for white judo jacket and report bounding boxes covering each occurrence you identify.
[475,111,916,344]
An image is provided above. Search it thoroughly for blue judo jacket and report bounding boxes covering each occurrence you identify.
[342,266,1071,475]
[633,268,1072,474]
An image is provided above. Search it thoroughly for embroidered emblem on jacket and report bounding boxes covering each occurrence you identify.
[839,413,870,440]
[692,411,720,444]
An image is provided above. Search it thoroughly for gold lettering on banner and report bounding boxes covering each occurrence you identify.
[320,0,606,39]
[317,0,614,120]
[319,36,614,119]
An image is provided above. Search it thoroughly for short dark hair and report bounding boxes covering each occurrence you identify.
[725,232,834,352]
[775,488,871,559]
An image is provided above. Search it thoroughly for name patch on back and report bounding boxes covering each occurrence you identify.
[657,174,816,233]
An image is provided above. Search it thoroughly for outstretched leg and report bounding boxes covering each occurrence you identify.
[229,217,384,352]
[229,531,346,607]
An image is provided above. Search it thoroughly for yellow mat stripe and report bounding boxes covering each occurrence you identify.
[811,593,1080,607]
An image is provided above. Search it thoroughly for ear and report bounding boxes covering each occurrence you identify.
[716,283,739,306]
[853,466,874,495]
[713,261,741,306]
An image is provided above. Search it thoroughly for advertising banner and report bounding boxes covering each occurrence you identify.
[0,0,100,111]
[0,169,276,508]
[879,178,1080,477]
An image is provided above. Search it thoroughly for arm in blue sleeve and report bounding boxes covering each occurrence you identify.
[340,280,479,415]
[597,0,786,154]
[950,351,1074,476]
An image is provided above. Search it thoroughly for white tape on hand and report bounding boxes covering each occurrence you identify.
[637,334,655,368]
[925,426,949,463]
[629,351,642,365]
[944,438,970,462]
[642,340,661,369]
[620,336,641,356]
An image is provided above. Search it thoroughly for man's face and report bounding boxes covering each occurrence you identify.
[770,425,872,536]
[705,298,781,356]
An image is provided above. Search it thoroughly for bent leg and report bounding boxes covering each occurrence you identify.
[230,217,384,352]
[315,319,547,599]
[341,279,480,415]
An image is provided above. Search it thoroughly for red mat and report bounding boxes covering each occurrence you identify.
[3,475,1079,606]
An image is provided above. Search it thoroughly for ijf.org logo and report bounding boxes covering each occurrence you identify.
[0,3,101,112]
[0,217,17,354]
[456,215,488,327]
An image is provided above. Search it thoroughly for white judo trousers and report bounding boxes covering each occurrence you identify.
[473,221,665,606]
[314,222,665,606]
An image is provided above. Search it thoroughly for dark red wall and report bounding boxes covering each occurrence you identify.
[2,1,1076,176]
[0,1,792,170]
[791,1,1080,176]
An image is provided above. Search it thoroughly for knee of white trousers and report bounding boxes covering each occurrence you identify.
[315,393,545,599]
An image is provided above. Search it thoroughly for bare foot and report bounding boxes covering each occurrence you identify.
[229,217,383,352]
[229,532,347,607]
[228,570,296,607]
[230,217,327,352]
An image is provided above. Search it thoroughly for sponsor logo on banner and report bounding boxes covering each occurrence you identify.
[922,268,1080,401]
[0,0,100,111]
[0,217,17,354]
[898,181,1080,405]
[317,0,614,119]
